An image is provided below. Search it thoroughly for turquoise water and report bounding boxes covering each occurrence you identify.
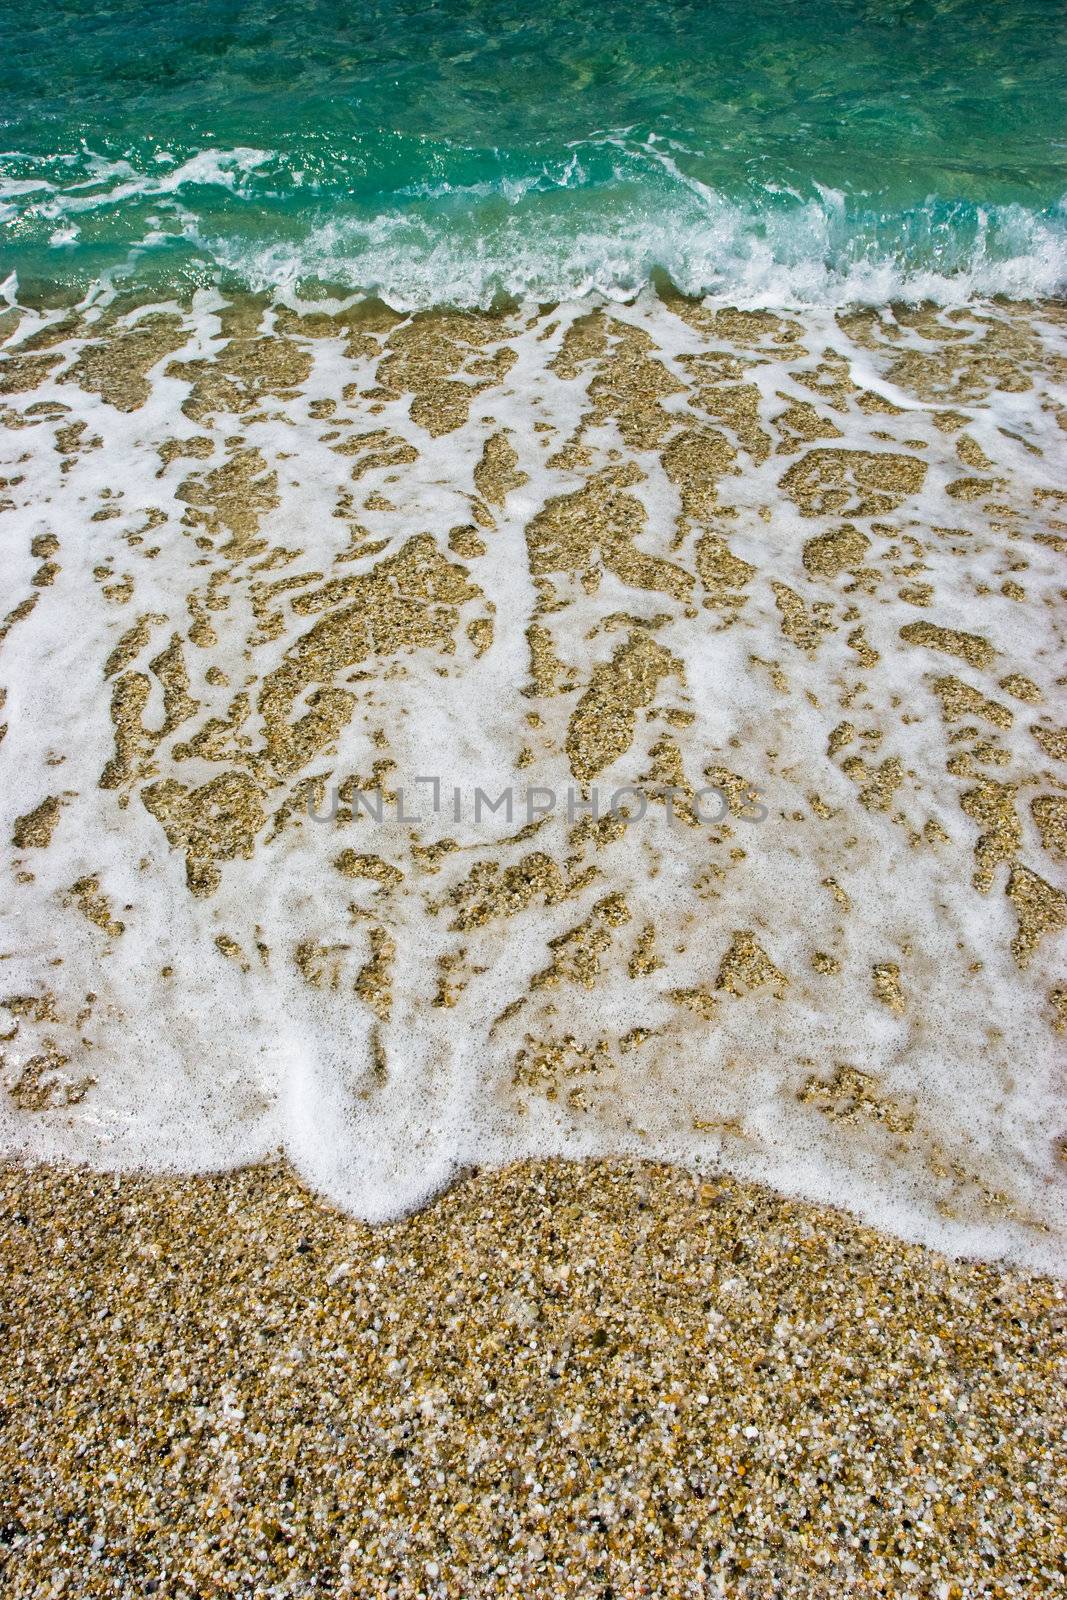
[2,0,1065,305]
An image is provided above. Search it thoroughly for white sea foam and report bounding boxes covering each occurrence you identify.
[192,177,1067,310]
[2,140,1065,309]
[8,147,273,221]
[0,290,1065,1270]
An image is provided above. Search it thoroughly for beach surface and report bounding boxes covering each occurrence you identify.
[1,288,1066,1596]
[4,2,1067,1590]
[3,5,1067,1591]
[2,1156,1064,1598]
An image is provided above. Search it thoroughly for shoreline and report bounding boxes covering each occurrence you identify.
[2,290,1066,1270]
[4,276,1067,320]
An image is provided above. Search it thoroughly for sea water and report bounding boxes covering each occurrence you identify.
[1,4,1065,1271]
[1,0,1065,307]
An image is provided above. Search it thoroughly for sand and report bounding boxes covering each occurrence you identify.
[1,1156,1064,1598]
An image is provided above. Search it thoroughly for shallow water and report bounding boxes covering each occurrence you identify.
[1,288,1065,1268]
[2,0,1065,305]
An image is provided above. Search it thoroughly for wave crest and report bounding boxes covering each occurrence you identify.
[2,137,1065,308]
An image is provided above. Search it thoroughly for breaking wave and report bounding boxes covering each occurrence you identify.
[2,136,1065,309]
